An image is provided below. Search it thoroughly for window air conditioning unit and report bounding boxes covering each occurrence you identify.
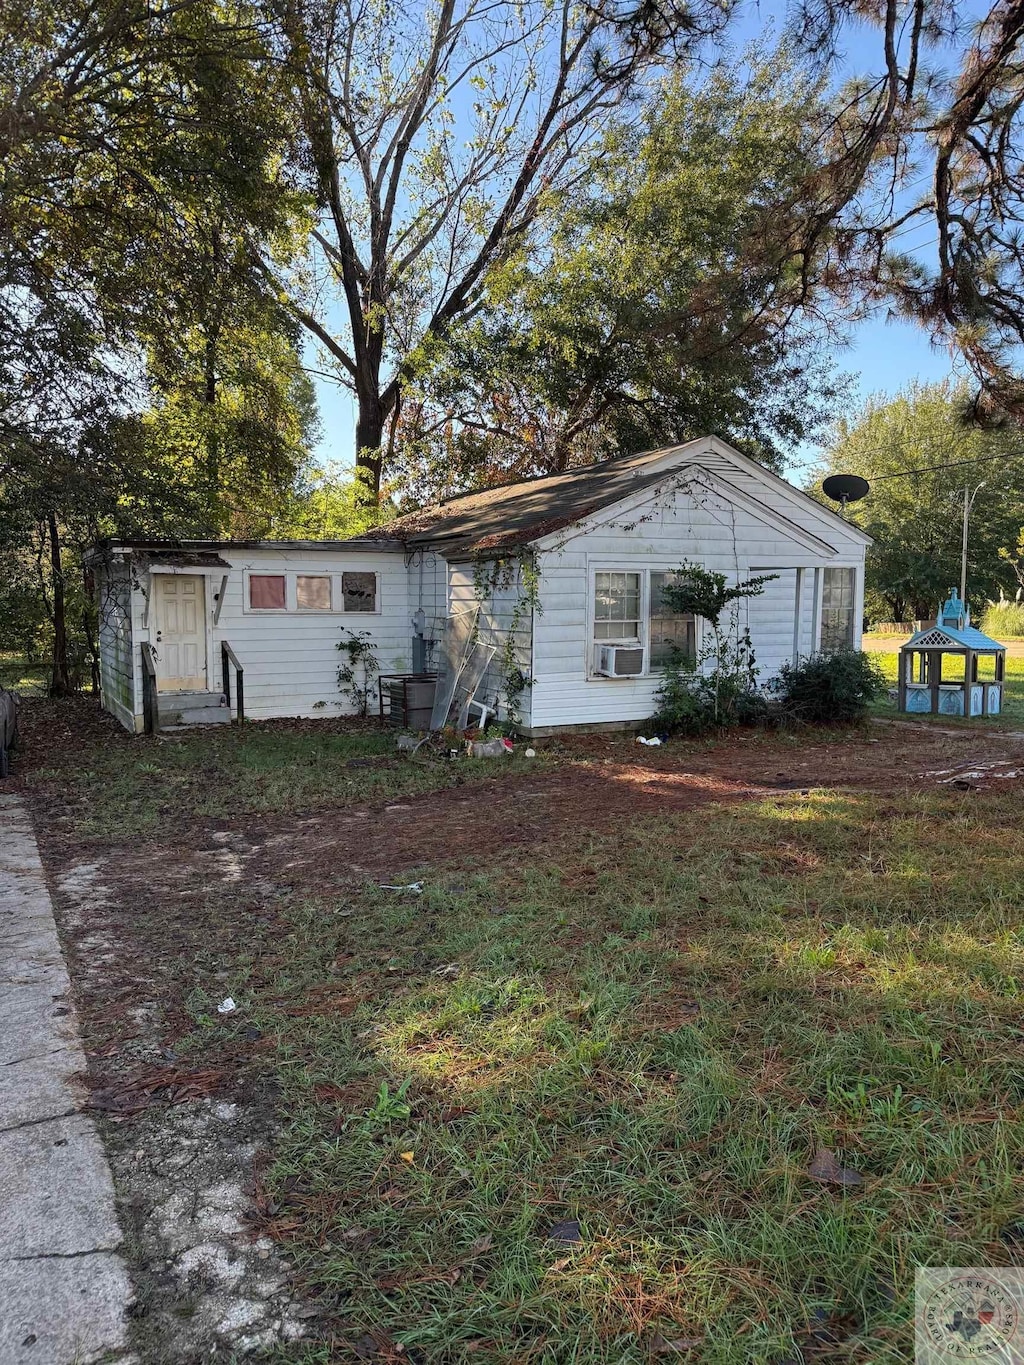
[595,644,644,678]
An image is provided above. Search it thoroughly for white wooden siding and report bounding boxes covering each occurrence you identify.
[96,561,138,731]
[530,474,865,730]
[111,548,409,723]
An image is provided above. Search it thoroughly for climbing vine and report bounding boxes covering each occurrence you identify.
[471,552,542,728]
[336,628,380,716]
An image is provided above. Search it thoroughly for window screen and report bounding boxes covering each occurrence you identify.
[594,572,641,642]
[296,575,331,610]
[649,571,696,668]
[249,574,286,609]
[342,572,376,612]
[821,567,856,653]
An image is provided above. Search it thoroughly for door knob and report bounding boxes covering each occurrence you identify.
[156,631,162,641]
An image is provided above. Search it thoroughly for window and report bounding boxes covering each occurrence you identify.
[296,575,332,610]
[649,571,696,668]
[249,574,286,610]
[591,568,699,673]
[342,571,376,612]
[594,571,641,642]
[821,567,856,653]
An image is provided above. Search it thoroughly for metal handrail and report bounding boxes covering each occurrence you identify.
[221,642,244,723]
[140,641,159,735]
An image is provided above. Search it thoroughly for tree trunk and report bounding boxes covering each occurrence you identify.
[355,397,385,504]
[82,568,100,696]
[47,512,71,698]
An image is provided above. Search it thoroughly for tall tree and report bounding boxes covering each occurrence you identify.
[268,0,731,498]
[816,382,1024,621]
[774,0,1024,424]
[1,0,315,689]
[388,55,848,499]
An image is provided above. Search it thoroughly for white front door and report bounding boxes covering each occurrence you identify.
[155,575,207,691]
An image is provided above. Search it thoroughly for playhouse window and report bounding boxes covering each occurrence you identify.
[296,575,332,610]
[649,571,696,668]
[821,567,856,653]
[249,574,286,610]
[594,572,641,642]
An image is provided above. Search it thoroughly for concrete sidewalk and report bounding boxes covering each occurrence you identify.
[0,795,133,1363]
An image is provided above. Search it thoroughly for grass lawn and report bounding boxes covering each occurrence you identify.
[16,700,550,847]
[15,704,1024,1362]
[0,651,48,693]
[239,784,1024,1364]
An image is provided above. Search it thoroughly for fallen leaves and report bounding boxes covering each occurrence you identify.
[546,1218,582,1243]
[88,1065,225,1117]
[806,1147,864,1188]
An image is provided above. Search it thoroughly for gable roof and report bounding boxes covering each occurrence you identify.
[903,623,1005,652]
[354,437,870,556]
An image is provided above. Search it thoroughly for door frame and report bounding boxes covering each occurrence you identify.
[149,569,214,693]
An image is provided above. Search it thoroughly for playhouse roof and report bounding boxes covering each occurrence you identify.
[901,622,1006,652]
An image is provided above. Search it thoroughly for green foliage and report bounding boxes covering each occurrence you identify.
[362,1078,413,1128]
[652,564,775,734]
[656,564,777,629]
[397,52,846,494]
[278,465,389,540]
[981,600,1024,639]
[653,645,769,736]
[336,630,380,717]
[815,382,1024,622]
[777,650,886,726]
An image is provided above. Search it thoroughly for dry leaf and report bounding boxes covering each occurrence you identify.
[467,1233,493,1257]
[807,1146,863,1187]
[546,1218,582,1243]
[399,1150,415,1163]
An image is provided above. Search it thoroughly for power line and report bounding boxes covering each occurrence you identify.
[872,448,1024,481]
[788,444,1024,483]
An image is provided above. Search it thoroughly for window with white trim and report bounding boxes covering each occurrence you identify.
[591,569,698,673]
[594,571,641,642]
[821,567,856,653]
[649,571,696,668]
[296,574,332,610]
[249,574,286,610]
[245,570,379,613]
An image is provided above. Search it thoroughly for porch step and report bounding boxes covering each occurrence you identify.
[157,692,230,727]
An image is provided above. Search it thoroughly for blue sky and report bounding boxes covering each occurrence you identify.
[307,0,972,481]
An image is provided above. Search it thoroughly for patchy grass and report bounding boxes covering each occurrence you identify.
[21,708,548,847]
[21,701,1024,1360]
[869,649,1024,726]
[214,784,1024,1364]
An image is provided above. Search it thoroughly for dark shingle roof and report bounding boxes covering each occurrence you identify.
[353,445,705,555]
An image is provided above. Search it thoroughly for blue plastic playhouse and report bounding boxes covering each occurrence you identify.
[899,590,1006,717]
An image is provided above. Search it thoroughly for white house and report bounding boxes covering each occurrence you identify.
[88,436,870,735]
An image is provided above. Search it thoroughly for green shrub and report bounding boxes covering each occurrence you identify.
[777,649,886,726]
[981,600,1024,639]
[652,637,769,736]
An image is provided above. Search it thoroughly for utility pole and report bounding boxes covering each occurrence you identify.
[960,481,986,608]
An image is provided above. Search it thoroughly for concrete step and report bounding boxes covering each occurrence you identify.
[157,691,227,713]
[159,710,232,730]
[157,692,230,727]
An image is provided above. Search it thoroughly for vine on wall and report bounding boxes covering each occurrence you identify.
[471,552,541,727]
[336,627,380,716]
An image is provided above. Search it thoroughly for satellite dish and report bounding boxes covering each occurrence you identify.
[822,473,870,508]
